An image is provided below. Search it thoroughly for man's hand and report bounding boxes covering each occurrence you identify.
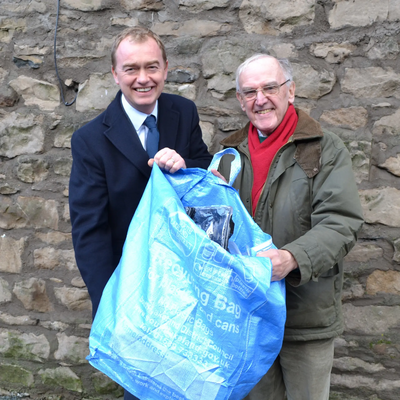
[148,147,186,173]
[211,169,227,183]
[257,249,298,281]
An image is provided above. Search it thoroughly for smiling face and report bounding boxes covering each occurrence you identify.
[236,57,295,136]
[111,37,168,114]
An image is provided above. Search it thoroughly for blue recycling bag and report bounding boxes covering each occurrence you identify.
[87,149,286,400]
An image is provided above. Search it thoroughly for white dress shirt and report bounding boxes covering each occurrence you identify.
[121,94,159,151]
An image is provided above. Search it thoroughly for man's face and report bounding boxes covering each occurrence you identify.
[236,58,295,136]
[112,37,168,114]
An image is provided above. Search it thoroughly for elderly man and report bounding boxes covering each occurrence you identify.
[69,27,211,400]
[218,54,364,400]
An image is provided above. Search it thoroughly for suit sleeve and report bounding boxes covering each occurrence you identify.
[182,101,213,169]
[69,130,114,317]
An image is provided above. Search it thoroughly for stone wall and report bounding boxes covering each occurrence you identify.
[0,0,399,399]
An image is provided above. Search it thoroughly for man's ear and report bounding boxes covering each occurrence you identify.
[163,60,169,80]
[288,81,296,104]
[236,92,245,111]
[111,66,119,85]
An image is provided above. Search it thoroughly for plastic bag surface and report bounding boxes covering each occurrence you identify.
[87,149,286,400]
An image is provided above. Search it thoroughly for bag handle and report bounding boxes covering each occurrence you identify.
[207,148,241,186]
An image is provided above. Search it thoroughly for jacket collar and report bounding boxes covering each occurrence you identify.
[220,108,324,178]
[221,108,323,147]
[102,91,152,179]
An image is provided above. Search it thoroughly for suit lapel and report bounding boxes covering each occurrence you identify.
[103,92,151,179]
[158,93,180,150]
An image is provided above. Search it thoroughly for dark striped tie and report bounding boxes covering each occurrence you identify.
[143,115,159,158]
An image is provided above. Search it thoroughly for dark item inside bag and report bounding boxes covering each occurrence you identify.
[185,205,234,250]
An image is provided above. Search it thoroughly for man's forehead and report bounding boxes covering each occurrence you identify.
[240,60,283,86]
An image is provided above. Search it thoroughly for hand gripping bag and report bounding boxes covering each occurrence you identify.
[87,149,286,400]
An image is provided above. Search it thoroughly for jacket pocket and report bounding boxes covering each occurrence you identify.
[285,268,339,329]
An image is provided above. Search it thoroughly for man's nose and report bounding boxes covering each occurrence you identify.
[137,68,149,82]
[255,89,268,104]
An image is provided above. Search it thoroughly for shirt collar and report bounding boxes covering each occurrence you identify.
[121,94,159,131]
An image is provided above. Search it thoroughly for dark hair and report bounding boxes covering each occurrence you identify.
[111,27,167,68]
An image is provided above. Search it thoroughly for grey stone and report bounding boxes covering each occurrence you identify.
[0,235,25,274]
[0,111,45,158]
[333,357,386,373]
[342,67,400,99]
[92,371,124,395]
[359,188,400,227]
[293,64,336,99]
[239,0,315,34]
[16,156,49,183]
[0,363,34,387]
[9,76,60,111]
[13,278,53,313]
[329,0,397,28]
[343,304,400,335]
[153,20,231,37]
[76,73,119,113]
[319,107,368,130]
[53,286,92,311]
[38,366,83,393]
[178,0,230,13]
[0,196,59,230]
[373,109,400,136]
[34,248,76,271]
[53,157,72,176]
[0,328,50,362]
[0,278,12,304]
[54,333,89,364]
[310,42,357,64]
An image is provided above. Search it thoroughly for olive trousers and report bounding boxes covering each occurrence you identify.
[244,338,335,400]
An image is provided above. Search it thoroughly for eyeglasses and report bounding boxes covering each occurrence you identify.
[240,79,291,101]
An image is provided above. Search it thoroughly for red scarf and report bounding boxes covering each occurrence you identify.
[249,104,298,215]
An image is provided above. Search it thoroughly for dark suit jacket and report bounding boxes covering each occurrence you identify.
[69,91,212,317]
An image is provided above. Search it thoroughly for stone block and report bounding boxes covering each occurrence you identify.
[153,20,231,37]
[34,247,76,271]
[239,0,315,34]
[292,64,336,99]
[54,333,89,364]
[310,42,357,64]
[92,371,124,396]
[16,156,49,183]
[38,366,83,393]
[0,278,12,304]
[359,187,400,227]
[342,67,400,99]
[0,363,34,387]
[76,73,118,113]
[0,235,25,274]
[320,107,368,130]
[343,304,400,335]
[0,328,50,362]
[53,286,91,311]
[178,0,230,13]
[9,76,60,111]
[366,270,400,295]
[0,111,45,158]
[13,278,53,313]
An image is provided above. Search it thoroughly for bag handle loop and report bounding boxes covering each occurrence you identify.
[207,148,241,186]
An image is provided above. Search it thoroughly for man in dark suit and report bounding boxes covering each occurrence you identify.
[69,27,212,399]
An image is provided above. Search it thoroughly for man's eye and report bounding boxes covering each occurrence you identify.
[244,90,256,96]
[263,86,278,92]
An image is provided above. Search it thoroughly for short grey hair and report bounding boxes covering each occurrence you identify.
[235,54,293,92]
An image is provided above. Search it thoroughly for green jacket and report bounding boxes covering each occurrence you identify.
[219,109,364,341]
